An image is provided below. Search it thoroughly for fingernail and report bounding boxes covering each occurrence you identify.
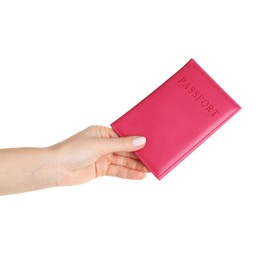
[133,137,146,146]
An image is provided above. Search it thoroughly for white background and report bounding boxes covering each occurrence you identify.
[0,1,259,259]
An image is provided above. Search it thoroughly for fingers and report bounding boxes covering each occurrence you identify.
[112,152,149,172]
[106,164,147,180]
[86,125,119,138]
[96,136,146,155]
[104,153,150,180]
[113,151,139,160]
[86,125,147,156]
[109,153,149,173]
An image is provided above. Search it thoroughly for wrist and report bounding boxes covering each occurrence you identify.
[0,147,60,195]
[29,147,60,190]
[45,145,72,187]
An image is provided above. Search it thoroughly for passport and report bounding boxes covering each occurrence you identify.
[111,59,241,180]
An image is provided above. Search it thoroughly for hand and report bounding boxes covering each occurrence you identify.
[0,125,148,195]
[51,125,148,186]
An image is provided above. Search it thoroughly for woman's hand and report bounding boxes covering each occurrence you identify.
[0,125,148,195]
[51,125,148,186]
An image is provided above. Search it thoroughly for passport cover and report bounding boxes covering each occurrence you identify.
[111,59,241,180]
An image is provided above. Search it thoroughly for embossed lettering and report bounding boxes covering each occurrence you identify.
[178,77,190,89]
[177,76,220,117]
[201,99,209,107]
[192,90,200,98]
[196,94,204,102]
[205,104,214,113]
[188,86,195,94]
[211,109,220,116]
[178,77,187,83]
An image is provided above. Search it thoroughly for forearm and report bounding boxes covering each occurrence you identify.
[0,147,57,195]
[0,126,147,195]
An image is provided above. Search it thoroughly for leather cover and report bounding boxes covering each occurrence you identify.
[111,59,241,180]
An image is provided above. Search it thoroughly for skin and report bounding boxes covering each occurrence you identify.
[0,125,148,196]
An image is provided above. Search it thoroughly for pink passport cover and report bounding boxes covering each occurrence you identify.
[111,59,241,180]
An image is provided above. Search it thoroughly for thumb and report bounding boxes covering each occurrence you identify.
[97,136,146,155]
